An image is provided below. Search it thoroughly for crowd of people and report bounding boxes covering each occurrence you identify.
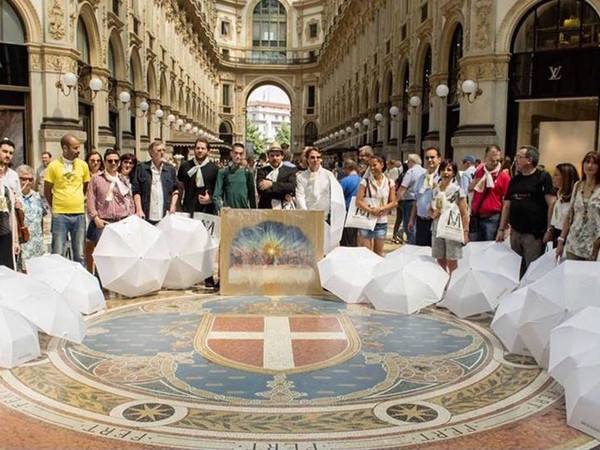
[1,134,599,291]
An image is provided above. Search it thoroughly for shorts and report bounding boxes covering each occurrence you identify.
[358,222,388,240]
[431,227,463,260]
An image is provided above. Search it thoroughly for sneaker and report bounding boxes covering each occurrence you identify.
[204,276,215,289]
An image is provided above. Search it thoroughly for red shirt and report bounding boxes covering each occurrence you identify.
[471,168,510,217]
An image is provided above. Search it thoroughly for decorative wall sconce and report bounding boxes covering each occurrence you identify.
[435,84,450,99]
[389,106,400,118]
[346,126,353,134]
[118,91,131,110]
[374,113,384,123]
[88,78,103,99]
[362,118,370,128]
[460,79,482,103]
[192,126,199,134]
[184,123,192,132]
[152,108,164,123]
[339,129,346,138]
[56,72,103,99]
[56,72,78,96]
[409,96,422,109]
[334,131,340,139]
[354,121,361,131]
[136,100,149,117]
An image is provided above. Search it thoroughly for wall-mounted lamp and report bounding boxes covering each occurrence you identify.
[339,129,346,138]
[354,121,361,130]
[334,131,340,139]
[176,118,184,130]
[167,114,176,126]
[56,73,103,99]
[184,123,192,132]
[192,126,199,134]
[436,84,450,99]
[56,72,78,96]
[137,100,149,117]
[389,106,400,118]
[409,96,422,109]
[362,118,370,128]
[152,108,164,123]
[374,113,384,123]
[460,79,482,103]
[88,78,103,99]
[346,126,353,134]
[118,91,131,110]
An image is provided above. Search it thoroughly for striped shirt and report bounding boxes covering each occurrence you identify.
[87,171,134,221]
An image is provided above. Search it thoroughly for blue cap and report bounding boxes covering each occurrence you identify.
[462,154,476,164]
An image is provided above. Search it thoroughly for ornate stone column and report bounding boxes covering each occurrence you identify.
[451,0,510,161]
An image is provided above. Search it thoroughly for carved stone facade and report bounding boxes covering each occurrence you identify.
[4,0,600,169]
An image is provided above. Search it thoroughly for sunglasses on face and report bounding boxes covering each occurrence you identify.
[19,177,33,181]
[121,160,133,165]
[106,159,119,164]
[425,156,437,160]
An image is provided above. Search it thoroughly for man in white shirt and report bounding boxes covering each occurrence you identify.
[394,154,425,245]
[132,141,179,224]
[296,147,345,251]
[409,147,441,246]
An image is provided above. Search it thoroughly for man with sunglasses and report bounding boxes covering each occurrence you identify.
[87,149,135,244]
[178,137,219,216]
[409,147,441,246]
[44,134,90,265]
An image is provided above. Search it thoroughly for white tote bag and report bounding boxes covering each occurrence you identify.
[344,196,378,231]
[436,203,464,243]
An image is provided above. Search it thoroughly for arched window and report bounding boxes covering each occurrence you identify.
[445,25,463,159]
[108,43,116,78]
[401,65,409,141]
[0,0,28,166]
[77,19,90,64]
[219,122,233,146]
[252,0,287,62]
[304,122,318,146]
[0,0,25,43]
[447,25,463,107]
[513,0,600,53]
[420,47,432,149]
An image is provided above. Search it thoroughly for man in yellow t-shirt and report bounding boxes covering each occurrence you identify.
[44,134,90,265]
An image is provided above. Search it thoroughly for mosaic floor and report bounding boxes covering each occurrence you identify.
[0,291,598,450]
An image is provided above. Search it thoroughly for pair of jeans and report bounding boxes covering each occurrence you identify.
[51,213,85,265]
[472,213,501,242]
[402,200,416,244]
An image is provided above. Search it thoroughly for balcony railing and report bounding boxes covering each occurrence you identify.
[221,49,318,65]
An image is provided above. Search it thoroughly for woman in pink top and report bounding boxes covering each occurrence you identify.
[86,149,135,245]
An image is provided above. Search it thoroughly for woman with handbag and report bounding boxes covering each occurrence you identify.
[556,151,600,260]
[356,156,396,256]
[546,163,579,249]
[429,159,469,275]
[16,165,45,272]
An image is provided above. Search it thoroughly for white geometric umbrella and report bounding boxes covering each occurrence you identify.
[548,307,600,385]
[27,254,105,315]
[490,287,530,355]
[385,244,434,266]
[0,267,85,343]
[157,214,215,289]
[0,305,41,368]
[439,244,521,318]
[317,247,382,303]
[561,363,600,440]
[518,261,600,368]
[456,240,496,270]
[519,250,559,288]
[364,257,449,314]
[93,215,170,298]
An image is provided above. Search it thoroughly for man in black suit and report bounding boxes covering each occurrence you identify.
[257,142,297,209]
[177,137,219,216]
[177,137,220,290]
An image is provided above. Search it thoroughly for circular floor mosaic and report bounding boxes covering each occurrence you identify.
[0,294,570,449]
